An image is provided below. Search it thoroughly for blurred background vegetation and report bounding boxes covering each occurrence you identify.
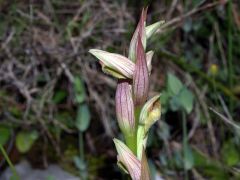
[0,0,240,179]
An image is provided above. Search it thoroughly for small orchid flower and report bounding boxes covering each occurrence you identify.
[89,49,154,80]
[114,138,151,180]
[89,49,135,79]
[137,94,161,158]
[139,94,161,134]
[114,138,141,180]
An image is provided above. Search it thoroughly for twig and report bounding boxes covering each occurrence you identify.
[214,23,227,68]
[166,0,179,20]
[158,1,227,34]
[0,145,19,180]
[209,107,240,130]
[191,78,218,158]
[217,94,233,122]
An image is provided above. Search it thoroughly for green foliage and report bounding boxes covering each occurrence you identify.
[73,76,90,179]
[161,73,194,114]
[178,88,194,114]
[183,145,194,170]
[74,77,91,132]
[73,156,88,179]
[9,106,22,118]
[193,149,229,179]
[15,131,39,153]
[74,77,86,104]
[167,73,183,95]
[221,140,240,166]
[53,90,67,104]
[76,104,91,132]
[0,126,11,145]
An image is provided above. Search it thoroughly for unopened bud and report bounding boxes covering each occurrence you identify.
[129,8,147,62]
[133,35,149,107]
[115,80,135,135]
[145,21,165,39]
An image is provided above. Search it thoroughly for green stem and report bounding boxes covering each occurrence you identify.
[125,134,137,155]
[125,106,141,156]
[79,131,88,180]
[212,76,221,108]
[227,0,233,112]
[79,131,84,161]
[0,145,19,180]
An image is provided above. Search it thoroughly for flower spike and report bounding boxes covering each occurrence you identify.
[89,7,163,180]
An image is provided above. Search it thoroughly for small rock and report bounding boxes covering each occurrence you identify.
[0,160,79,180]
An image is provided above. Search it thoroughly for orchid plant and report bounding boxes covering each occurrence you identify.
[89,8,164,180]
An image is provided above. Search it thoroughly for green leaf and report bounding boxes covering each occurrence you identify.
[74,77,86,104]
[157,121,170,141]
[76,104,91,132]
[160,91,169,105]
[55,111,74,128]
[167,73,183,95]
[0,126,11,145]
[193,149,229,179]
[16,131,39,153]
[9,106,22,118]
[178,88,194,114]
[53,90,67,104]
[73,156,88,179]
[169,96,181,111]
[183,145,194,170]
[222,140,240,166]
[159,91,169,113]
[73,156,87,170]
